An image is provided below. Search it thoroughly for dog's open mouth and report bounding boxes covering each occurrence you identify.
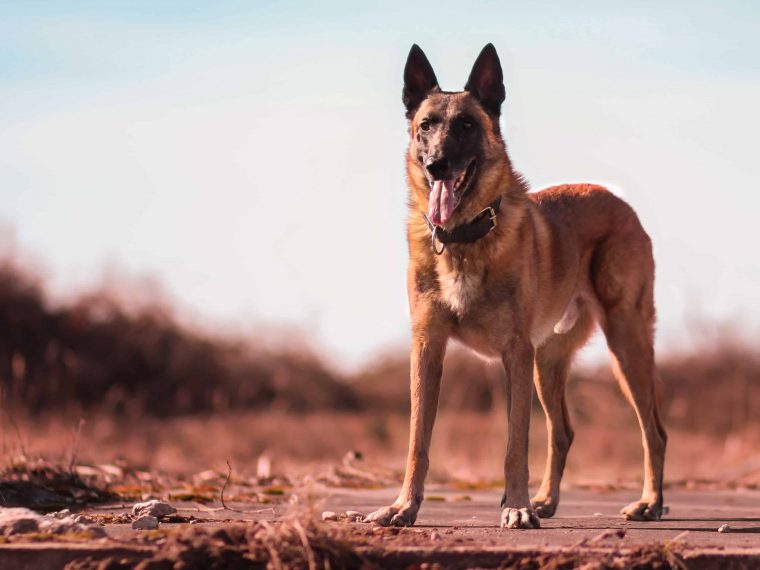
[427,159,477,226]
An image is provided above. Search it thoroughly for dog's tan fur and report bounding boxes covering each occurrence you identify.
[366,45,667,529]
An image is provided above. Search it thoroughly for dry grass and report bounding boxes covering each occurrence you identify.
[63,518,367,569]
[3,409,759,492]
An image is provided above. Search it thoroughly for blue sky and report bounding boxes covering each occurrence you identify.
[1,1,759,366]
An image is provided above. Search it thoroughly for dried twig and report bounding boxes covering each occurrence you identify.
[217,460,277,516]
[573,527,626,547]
[293,519,317,570]
[258,520,284,570]
[221,460,232,511]
[1,389,27,457]
[88,503,131,510]
[68,419,85,473]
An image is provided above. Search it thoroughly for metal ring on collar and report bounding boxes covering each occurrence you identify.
[431,226,445,255]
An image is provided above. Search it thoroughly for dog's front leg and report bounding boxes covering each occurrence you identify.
[365,330,446,527]
[500,337,541,529]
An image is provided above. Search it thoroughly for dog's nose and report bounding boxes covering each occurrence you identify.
[425,157,451,180]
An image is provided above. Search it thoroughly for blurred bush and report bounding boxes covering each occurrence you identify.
[0,254,758,433]
[0,258,359,415]
[351,336,760,434]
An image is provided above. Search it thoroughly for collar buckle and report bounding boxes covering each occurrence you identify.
[484,205,498,231]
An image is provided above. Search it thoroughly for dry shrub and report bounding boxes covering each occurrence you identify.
[0,257,358,416]
[1,249,758,437]
[353,336,760,436]
[353,348,505,413]
[659,340,759,434]
[0,458,117,511]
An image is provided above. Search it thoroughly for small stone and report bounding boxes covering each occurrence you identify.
[0,508,42,536]
[718,524,731,533]
[321,511,339,521]
[345,510,364,522]
[132,515,159,530]
[256,454,272,478]
[40,517,106,537]
[97,464,125,480]
[0,506,106,537]
[593,512,604,517]
[131,500,177,520]
[194,469,219,483]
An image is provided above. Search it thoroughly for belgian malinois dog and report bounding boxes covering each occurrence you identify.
[365,44,667,529]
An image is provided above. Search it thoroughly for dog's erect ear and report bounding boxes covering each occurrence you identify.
[464,43,505,116]
[403,44,439,118]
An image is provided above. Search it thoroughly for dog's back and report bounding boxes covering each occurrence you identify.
[530,183,656,331]
[531,184,651,256]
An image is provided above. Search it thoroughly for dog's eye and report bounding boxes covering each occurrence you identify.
[419,120,431,132]
[462,120,473,130]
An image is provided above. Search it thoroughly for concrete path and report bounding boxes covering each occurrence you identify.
[322,486,760,548]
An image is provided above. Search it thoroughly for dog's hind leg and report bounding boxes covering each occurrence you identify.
[531,303,595,518]
[593,234,667,521]
[603,309,667,520]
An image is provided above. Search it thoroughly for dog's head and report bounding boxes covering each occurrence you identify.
[403,44,509,228]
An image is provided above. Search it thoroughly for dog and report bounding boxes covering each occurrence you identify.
[365,44,667,529]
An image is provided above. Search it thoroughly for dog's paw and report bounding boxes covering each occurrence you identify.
[500,507,540,529]
[364,504,418,527]
[621,500,663,521]
[530,496,558,519]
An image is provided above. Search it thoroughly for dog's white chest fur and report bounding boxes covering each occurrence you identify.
[438,268,482,314]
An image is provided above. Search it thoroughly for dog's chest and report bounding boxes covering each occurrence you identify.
[437,265,483,315]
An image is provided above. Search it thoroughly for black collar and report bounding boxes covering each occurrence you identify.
[423,197,501,254]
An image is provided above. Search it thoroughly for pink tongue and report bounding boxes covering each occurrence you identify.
[427,179,458,226]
